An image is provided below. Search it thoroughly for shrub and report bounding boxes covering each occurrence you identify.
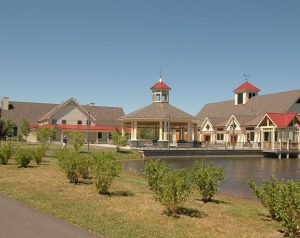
[14,149,32,168]
[249,178,300,238]
[69,132,85,151]
[144,160,170,191]
[0,143,14,165]
[192,161,225,203]
[57,150,81,184]
[154,168,192,215]
[92,152,120,194]
[78,154,92,179]
[32,147,45,165]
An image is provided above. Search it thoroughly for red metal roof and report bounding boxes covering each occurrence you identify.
[266,112,298,127]
[30,124,124,131]
[234,81,260,93]
[151,81,171,90]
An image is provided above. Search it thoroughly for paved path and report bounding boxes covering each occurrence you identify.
[0,192,101,238]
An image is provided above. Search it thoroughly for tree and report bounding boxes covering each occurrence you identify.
[111,129,126,152]
[69,132,85,151]
[37,127,54,151]
[0,119,16,140]
[20,118,30,141]
[138,128,156,140]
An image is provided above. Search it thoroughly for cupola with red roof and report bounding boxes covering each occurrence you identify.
[151,72,171,103]
[234,80,260,105]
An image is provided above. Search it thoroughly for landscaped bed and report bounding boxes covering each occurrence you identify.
[0,154,281,238]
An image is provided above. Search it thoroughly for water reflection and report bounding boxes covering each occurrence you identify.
[120,157,300,198]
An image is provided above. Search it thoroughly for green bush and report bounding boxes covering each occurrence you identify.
[92,152,120,194]
[0,143,14,165]
[249,178,300,238]
[32,147,45,165]
[154,168,192,215]
[78,154,92,179]
[192,161,224,203]
[144,160,170,191]
[14,149,32,168]
[57,150,81,184]
[69,132,85,151]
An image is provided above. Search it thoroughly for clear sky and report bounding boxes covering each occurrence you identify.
[0,0,299,115]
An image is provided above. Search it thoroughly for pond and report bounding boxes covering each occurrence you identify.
[120,157,300,198]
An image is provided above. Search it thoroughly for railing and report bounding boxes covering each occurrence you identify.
[132,140,261,150]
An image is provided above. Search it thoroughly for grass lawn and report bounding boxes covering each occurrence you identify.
[0,149,281,238]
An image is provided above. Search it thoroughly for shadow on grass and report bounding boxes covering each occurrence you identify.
[100,190,135,197]
[164,207,207,219]
[195,198,232,205]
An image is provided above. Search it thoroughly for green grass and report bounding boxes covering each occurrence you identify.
[0,145,282,238]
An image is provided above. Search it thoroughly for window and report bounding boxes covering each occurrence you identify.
[86,120,91,125]
[62,120,67,125]
[98,132,102,139]
[78,120,82,125]
[206,124,210,130]
[217,134,224,141]
[238,93,243,104]
[52,119,57,124]
[296,97,300,103]
[249,93,256,99]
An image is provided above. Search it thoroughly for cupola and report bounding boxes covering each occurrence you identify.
[150,73,171,103]
[233,81,260,105]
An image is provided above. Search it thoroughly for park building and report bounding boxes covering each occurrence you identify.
[196,81,300,151]
[121,74,198,148]
[0,97,124,143]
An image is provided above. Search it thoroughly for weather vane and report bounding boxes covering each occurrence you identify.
[243,74,250,81]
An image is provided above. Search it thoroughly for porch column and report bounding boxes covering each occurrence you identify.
[121,124,125,137]
[159,121,163,141]
[60,131,64,142]
[272,128,275,151]
[193,126,197,141]
[261,129,264,150]
[279,130,282,150]
[187,122,192,141]
[130,121,134,140]
[133,121,138,140]
[163,121,168,141]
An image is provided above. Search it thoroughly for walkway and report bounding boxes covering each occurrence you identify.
[0,192,101,238]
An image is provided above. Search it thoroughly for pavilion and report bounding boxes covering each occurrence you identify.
[121,74,197,148]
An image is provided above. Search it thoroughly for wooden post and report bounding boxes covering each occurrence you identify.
[272,128,275,151]
[159,121,163,141]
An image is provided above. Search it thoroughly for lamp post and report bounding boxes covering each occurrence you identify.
[230,117,235,150]
[88,111,91,152]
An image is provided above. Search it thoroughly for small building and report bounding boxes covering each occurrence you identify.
[121,74,197,148]
[0,97,124,143]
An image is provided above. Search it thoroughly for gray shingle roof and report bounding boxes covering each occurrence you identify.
[122,102,194,120]
[0,100,124,127]
[196,89,300,127]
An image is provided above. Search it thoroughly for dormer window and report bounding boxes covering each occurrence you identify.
[62,120,67,124]
[78,120,82,125]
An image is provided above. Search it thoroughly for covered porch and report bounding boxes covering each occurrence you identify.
[122,118,198,148]
[257,113,300,155]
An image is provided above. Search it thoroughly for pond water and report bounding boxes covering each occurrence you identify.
[120,157,300,198]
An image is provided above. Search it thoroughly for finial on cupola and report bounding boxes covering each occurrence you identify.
[159,69,163,82]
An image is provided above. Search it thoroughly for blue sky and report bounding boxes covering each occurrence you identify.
[0,0,299,115]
